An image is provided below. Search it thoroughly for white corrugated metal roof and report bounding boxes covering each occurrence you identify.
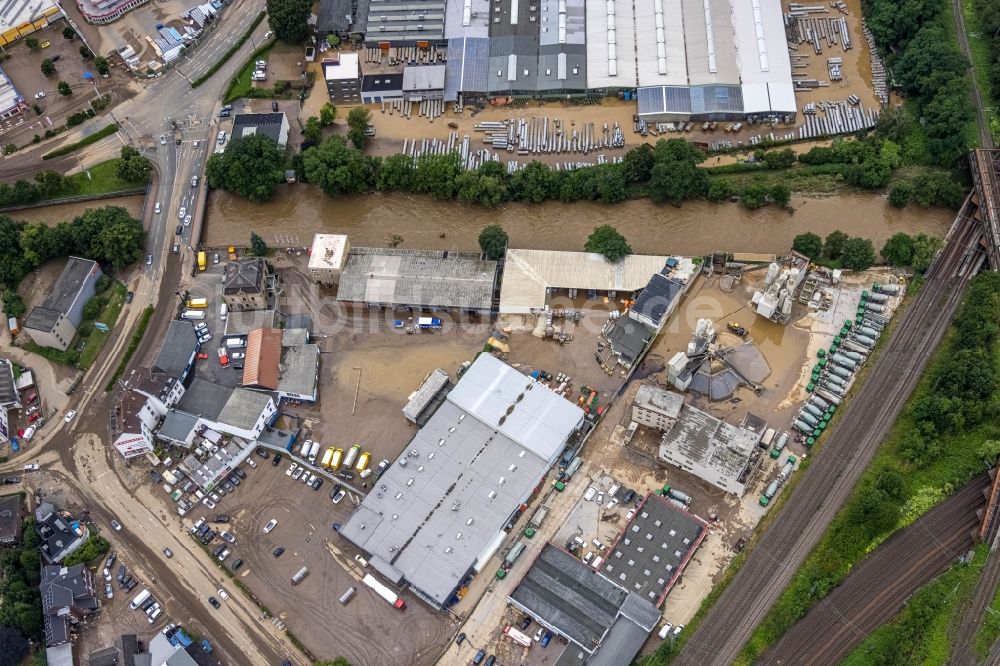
[634,0,687,86]
[732,0,791,88]
[741,82,771,114]
[499,249,671,313]
[585,0,637,88]
[681,0,739,85]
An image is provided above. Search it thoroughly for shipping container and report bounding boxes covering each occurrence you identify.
[530,506,549,528]
[290,566,309,585]
[339,586,356,605]
[505,541,526,566]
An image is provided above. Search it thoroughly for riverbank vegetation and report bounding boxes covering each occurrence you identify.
[865,0,976,163]
[737,271,1000,663]
[966,0,1000,141]
[0,516,43,643]
[0,147,150,211]
[841,543,988,665]
[793,230,942,272]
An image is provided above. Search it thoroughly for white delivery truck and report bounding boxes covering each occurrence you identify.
[308,441,321,465]
[181,310,205,320]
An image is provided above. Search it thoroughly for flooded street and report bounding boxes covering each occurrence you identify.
[205,187,952,256]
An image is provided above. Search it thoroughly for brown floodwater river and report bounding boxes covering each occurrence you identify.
[205,187,952,254]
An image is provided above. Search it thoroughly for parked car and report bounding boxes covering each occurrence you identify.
[220,531,236,544]
[230,559,243,571]
[214,514,230,523]
[163,547,173,558]
[271,452,282,466]
[196,352,209,360]
[217,588,229,600]
[291,468,304,480]
[125,291,134,304]
[332,489,346,504]
[263,519,277,533]
[64,410,76,422]
[208,596,220,609]
[233,468,246,480]
[227,474,240,487]
[212,544,226,557]
[203,498,216,509]
[286,463,297,476]
[105,583,113,599]
[273,547,285,558]
[111,520,122,531]
[146,254,153,266]
[217,548,230,561]
[311,477,323,491]
[256,447,269,459]
[519,616,532,631]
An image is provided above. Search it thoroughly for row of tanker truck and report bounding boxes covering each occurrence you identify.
[296,440,371,474]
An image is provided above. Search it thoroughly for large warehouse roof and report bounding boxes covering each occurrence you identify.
[584,0,636,89]
[634,0,687,87]
[499,249,670,313]
[336,247,497,311]
[509,544,660,657]
[340,355,584,607]
[602,494,707,606]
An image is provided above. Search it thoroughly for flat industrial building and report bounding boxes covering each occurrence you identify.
[499,249,671,314]
[509,543,660,661]
[602,494,707,607]
[340,354,584,608]
[336,246,497,314]
[658,401,760,495]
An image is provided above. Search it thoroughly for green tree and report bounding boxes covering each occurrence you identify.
[265,0,311,42]
[911,233,943,272]
[57,81,71,96]
[594,166,627,203]
[585,225,631,263]
[82,298,103,320]
[888,182,912,208]
[881,232,914,266]
[740,184,768,210]
[62,26,75,39]
[792,233,823,259]
[760,148,796,170]
[73,206,145,270]
[25,37,38,50]
[509,161,556,203]
[622,143,655,183]
[40,59,55,76]
[302,135,372,196]
[205,133,285,203]
[115,145,151,183]
[0,627,29,666]
[325,34,341,48]
[823,230,849,259]
[319,102,337,126]
[303,116,323,145]
[706,180,733,203]
[840,237,876,270]
[79,45,92,59]
[250,232,267,256]
[478,224,509,260]
[770,183,791,208]
[410,152,461,200]
[94,56,110,76]
[3,290,26,318]
[347,107,372,149]
[62,535,110,566]
[375,153,414,192]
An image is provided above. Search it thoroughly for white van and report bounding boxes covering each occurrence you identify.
[591,556,603,569]
[130,589,151,610]
[220,303,228,320]
[583,551,594,564]
[155,202,161,214]
[658,623,673,640]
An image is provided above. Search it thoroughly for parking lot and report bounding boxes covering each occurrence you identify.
[180,451,456,665]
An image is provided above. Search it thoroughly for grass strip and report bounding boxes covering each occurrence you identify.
[42,124,118,160]
[191,11,267,88]
[105,306,153,391]
[79,282,126,369]
[223,41,276,103]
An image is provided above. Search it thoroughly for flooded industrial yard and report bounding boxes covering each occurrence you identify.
[204,187,952,256]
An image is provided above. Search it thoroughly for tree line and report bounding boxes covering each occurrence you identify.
[971,0,1000,130]
[0,206,145,316]
[0,517,43,646]
[793,229,942,272]
[864,0,974,165]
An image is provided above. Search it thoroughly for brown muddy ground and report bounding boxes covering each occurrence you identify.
[205,188,952,259]
[11,195,145,226]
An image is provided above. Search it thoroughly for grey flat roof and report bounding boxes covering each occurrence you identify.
[158,411,199,443]
[364,0,447,43]
[634,385,684,420]
[177,378,230,421]
[317,0,353,32]
[341,355,583,607]
[402,368,450,421]
[606,317,655,364]
[218,389,272,430]
[0,359,17,405]
[231,113,285,145]
[153,321,198,379]
[336,247,496,310]
[277,345,319,398]
[0,493,22,544]
[512,545,661,662]
[362,72,405,92]
[602,494,706,606]
[659,403,760,494]
[24,257,100,332]
[403,64,446,91]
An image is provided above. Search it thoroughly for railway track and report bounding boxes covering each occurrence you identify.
[951,542,1000,666]
[675,216,983,666]
[951,0,994,150]
[759,474,989,665]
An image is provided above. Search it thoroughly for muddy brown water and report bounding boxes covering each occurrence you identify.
[205,188,952,255]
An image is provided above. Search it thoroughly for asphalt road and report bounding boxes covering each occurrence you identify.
[675,210,986,666]
[0,1,308,662]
